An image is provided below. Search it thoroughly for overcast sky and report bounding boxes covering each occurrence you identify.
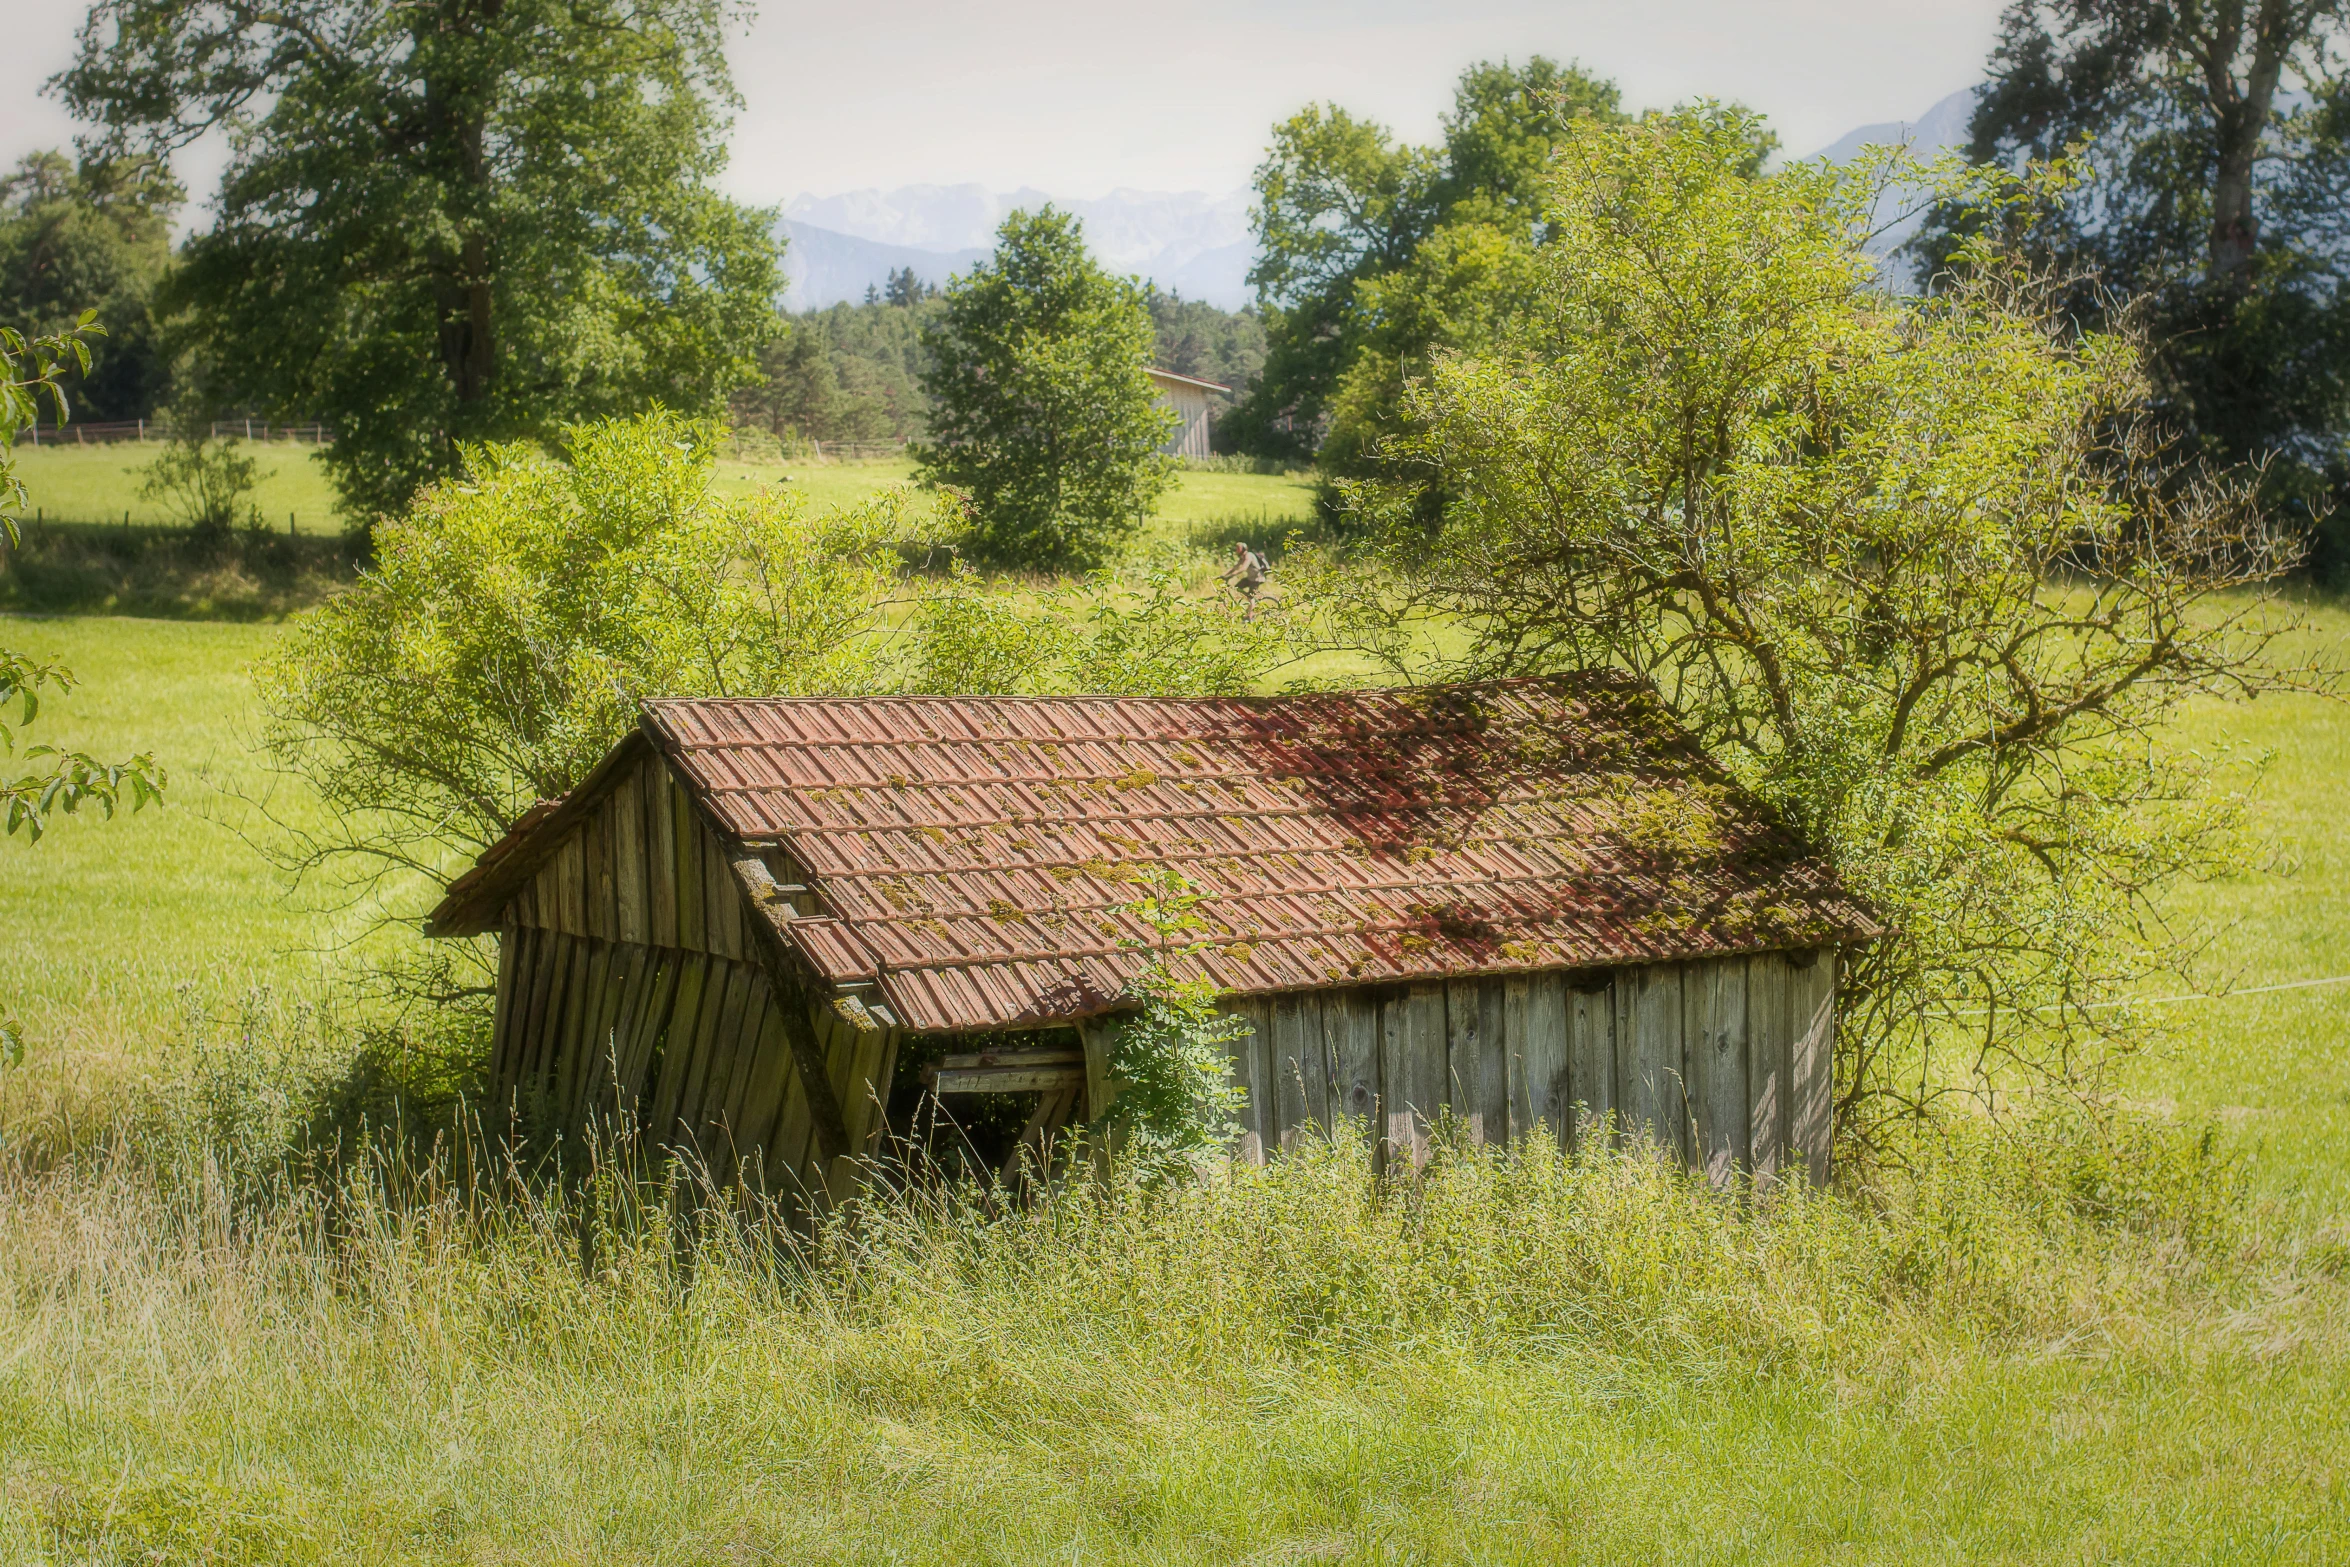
[0,0,2003,211]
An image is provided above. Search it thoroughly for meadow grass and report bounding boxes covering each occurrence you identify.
[1,1095,2340,1565]
[2,578,2347,1559]
[10,445,1320,545]
[0,616,347,1060]
[9,441,345,534]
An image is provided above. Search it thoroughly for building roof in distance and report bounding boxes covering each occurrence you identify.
[618,676,1874,1033]
[1143,366,1230,395]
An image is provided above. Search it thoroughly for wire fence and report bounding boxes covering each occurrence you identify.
[10,420,334,447]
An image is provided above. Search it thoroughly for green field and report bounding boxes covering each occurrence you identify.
[9,444,1319,548]
[3,575,2347,1559]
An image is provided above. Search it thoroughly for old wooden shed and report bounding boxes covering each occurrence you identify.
[427,675,1875,1198]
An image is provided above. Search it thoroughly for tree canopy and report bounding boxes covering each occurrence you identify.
[1313,110,2321,1138]
[1920,0,2350,567]
[0,151,178,422]
[56,0,784,521]
[915,207,1173,570]
[1227,58,1628,462]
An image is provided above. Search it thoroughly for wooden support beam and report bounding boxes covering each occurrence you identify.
[925,1061,1090,1099]
[727,853,853,1166]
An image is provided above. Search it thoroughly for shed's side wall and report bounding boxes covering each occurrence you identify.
[488,751,897,1202]
[1214,951,1835,1183]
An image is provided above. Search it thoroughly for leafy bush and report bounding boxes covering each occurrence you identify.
[1094,868,1253,1158]
[915,207,1175,570]
[135,413,267,536]
[255,410,941,929]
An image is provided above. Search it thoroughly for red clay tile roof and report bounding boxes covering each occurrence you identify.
[632,676,1874,1033]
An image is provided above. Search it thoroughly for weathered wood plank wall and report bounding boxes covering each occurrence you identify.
[1214,950,1837,1183]
[487,751,898,1202]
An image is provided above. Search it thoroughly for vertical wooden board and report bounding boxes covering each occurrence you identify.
[487,923,527,1094]
[567,941,621,1131]
[586,943,642,1136]
[598,800,622,942]
[527,860,559,934]
[613,776,647,946]
[702,821,743,961]
[709,969,770,1178]
[673,782,705,955]
[1686,958,1748,1188]
[1474,979,1509,1145]
[839,1017,894,1156]
[1622,963,1687,1162]
[1503,977,1534,1142]
[512,928,562,1104]
[1564,977,1611,1150]
[731,997,797,1174]
[615,948,681,1118]
[714,970,771,1148]
[1519,973,1570,1148]
[562,941,617,1138]
[646,953,713,1144]
[1077,1015,1118,1124]
[581,943,645,1127]
[1382,984,1445,1166]
[1443,980,1497,1145]
[686,963,756,1148]
[1744,955,1790,1186]
[517,930,573,1105]
[558,831,586,938]
[1269,992,1321,1147]
[826,1018,895,1203]
[1220,1000,1270,1164]
[580,808,608,943]
[601,943,656,1120]
[648,763,679,949]
[546,938,597,1136]
[763,1010,818,1196]
[864,1033,902,1154]
[812,1008,863,1199]
[1324,989,1381,1145]
[1789,950,1837,1185]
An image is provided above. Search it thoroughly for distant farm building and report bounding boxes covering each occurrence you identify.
[428,676,1875,1202]
[1146,367,1226,458]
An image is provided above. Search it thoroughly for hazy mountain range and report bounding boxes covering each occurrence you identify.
[780,186,1252,309]
[776,90,1982,312]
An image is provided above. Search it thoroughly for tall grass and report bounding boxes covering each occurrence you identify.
[3,998,2343,1562]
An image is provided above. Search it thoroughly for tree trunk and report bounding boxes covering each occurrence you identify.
[425,0,501,408]
[2202,0,2293,285]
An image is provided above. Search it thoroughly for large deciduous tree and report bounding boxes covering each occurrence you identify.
[56,0,784,521]
[1310,110,2323,1143]
[1227,58,1628,464]
[1920,0,2350,567]
[915,207,1173,571]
